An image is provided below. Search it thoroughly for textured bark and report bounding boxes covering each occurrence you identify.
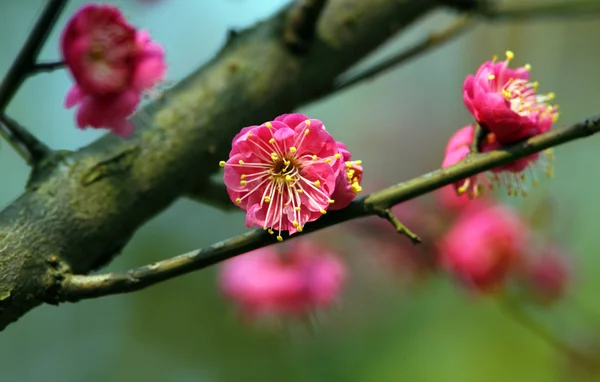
[0,0,438,330]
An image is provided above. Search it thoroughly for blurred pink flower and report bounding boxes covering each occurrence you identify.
[463,50,558,144]
[220,114,346,239]
[439,204,529,293]
[522,246,571,305]
[61,4,166,136]
[219,241,346,319]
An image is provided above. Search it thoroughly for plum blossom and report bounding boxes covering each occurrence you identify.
[441,124,554,198]
[521,247,571,305]
[219,241,346,319]
[330,142,363,211]
[439,204,529,292]
[463,50,559,144]
[61,4,166,137]
[220,114,350,240]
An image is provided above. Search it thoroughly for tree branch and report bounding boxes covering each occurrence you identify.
[480,0,600,20]
[0,0,66,163]
[333,16,474,92]
[0,0,440,330]
[284,0,328,53]
[185,178,238,211]
[58,114,600,301]
[0,114,53,165]
[30,61,65,75]
[0,0,67,111]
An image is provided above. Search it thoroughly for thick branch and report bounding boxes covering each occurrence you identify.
[59,114,600,300]
[284,0,328,53]
[0,0,439,330]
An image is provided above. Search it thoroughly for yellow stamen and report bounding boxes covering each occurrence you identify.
[264,196,271,203]
[313,180,321,187]
[304,129,310,135]
[269,138,275,144]
[289,146,297,153]
[219,161,226,167]
[240,180,247,186]
[325,158,331,163]
[235,198,242,204]
[488,74,495,80]
[265,122,272,128]
[320,209,327,214]
[328,199,335,204]
[334,153,341,159]
[276,235,283,242]
[312,155,317,160]
[292,221,299,227]
[268,229,274,234]
[505,50,514,60]
[238,160,244,165]
[305,120,311,126]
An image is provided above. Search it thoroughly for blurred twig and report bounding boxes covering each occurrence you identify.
[481,1,600,20]
[59,113,600,300]
[0,114,52,165]
[499,297,600,370]
[333,16,474,92]
[0,0,66,163]
[30,61,65,75]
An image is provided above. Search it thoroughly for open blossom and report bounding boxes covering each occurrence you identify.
[219,241,346,319]
[439,204,529,292]
[441,124,554,198]
[61,4,166,137]
[220,114,351,240]
[463,50,559,144]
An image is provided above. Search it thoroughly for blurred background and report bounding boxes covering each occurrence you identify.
[0,0,599,381]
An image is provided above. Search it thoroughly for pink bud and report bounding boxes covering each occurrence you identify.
[219,241,346,319]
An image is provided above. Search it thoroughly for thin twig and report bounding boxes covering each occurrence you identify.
[30,61,65,75]
[499,297,600,370]
[58,114,600,301]
[0,114,52,165]
[481,0,600,20]
[0,0,68,112]
[469,122,484,154]
[379,208,421,244]
[0,0,66,163]
[284,0,328,53]
[333,16,474,92]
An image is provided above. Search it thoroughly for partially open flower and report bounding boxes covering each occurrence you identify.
[61,4,166,136]
[221,114,346,239]
[439,204,529,293]
[463,51,558,144]
[219,241,346,319]
[330,141,363,210]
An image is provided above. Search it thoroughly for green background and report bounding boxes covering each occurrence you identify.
[0,0,599,381]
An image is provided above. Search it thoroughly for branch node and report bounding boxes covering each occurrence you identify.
[0,113,53,165]
[379,208,422,244]
[284,0,328,54]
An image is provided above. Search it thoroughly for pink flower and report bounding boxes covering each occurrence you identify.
[61,4,167,137]
[441,125,554,198]
[219,241,346,319]
[330,142,363,210]
[439,204,529,292]
[463,51,558,144]
[220,114,346,240]
[441,125,482,198]
[521,247,571,305]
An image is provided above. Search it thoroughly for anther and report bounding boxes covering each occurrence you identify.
[320,209,327,214]
[334,153,341,159]
[240,180,247,186]
[264,196,271,203]
[488,74,495,81]
[235,198,242,204]
[265,122,272,128]
[304,129,310,135]
[505,50,514,60]
[328,199,335,204]
[289,146,297,153]
[305,120,311,126]
[313,180,321,187]
[269,138,275,144]
[276,235,283,242]
[219,161,226,167]
[238,160,244,165]
[268,229,274,234]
